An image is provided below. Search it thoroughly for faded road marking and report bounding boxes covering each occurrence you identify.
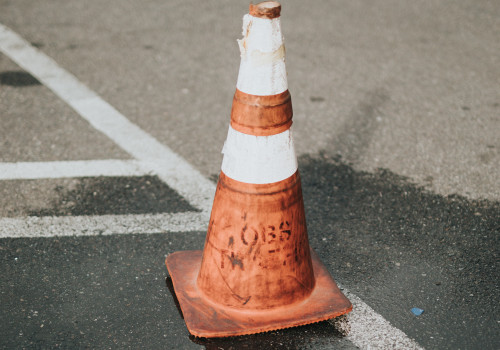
[343,287,424,349]
[0,212,207,238]
[0,160,147,180]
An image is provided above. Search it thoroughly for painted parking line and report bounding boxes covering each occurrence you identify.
[343,288,423,349]
[0,212,207,238]
[0,23,424,349]
[0,159,147,180]
[0,23,214,214]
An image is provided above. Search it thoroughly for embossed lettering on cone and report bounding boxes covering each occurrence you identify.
[165,1,352,337]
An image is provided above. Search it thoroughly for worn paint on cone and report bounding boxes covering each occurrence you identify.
[197,171,314,310]
[166,1,352,337]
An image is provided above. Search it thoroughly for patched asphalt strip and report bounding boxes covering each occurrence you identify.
[0,176,206,238]
[0,176,196,217]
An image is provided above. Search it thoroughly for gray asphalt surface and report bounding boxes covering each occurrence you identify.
[1,0,499,349]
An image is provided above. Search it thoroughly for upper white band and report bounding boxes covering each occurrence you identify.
[221,126,298,184]
[236,14,288,96]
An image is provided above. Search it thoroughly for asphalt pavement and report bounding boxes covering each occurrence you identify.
[1,0,499,349]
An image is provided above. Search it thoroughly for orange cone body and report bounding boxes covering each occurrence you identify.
[197,171,314,310]
[166,1,351,337]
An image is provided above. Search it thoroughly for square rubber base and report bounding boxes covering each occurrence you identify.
[166,249,352,338]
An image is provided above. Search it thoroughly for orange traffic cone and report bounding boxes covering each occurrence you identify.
[166,1,351,338]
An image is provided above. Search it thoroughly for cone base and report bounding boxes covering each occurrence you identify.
[165,249,352,338]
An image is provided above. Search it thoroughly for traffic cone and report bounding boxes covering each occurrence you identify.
[166,1,352,338]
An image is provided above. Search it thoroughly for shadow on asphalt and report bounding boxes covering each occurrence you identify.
[0,70,41,87]
[1,154,498,349]
[165,277,184,320]
[298,153,499,349]
[165,277,351,350]
[189,321,350,350]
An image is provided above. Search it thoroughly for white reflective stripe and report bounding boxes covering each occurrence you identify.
[221,126,297,184]
[236,14,288,96]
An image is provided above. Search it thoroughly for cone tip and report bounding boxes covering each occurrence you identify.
[249,1,281,19]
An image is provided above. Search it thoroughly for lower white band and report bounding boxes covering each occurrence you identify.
[221,126,298,184]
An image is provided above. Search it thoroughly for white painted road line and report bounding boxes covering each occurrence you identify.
[0,212,207,238]
[0,23,215,213]
[0,23,424,349]
[342,287,424,349]
[0,160,148,180]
